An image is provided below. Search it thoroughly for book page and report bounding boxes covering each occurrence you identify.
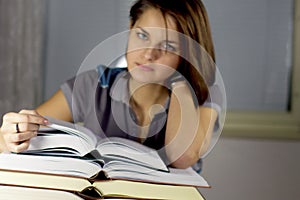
[45,116,98,145]
[0,153,102,178]
[93,180,204,200]
[96,137,168,172]
[0,186,84,200]
[104,161,209,187]
[24,116,100,157]
[27,134,93,157]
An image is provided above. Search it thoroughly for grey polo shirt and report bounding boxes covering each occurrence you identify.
[61,68,168,150]
[61,67,222,151]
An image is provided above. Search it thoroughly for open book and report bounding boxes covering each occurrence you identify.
[27,117,168,172]
[0,153,209,188]
[15,116,210,187]
[0,117,209,199]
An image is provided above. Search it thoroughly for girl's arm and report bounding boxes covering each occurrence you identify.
[36,89,72,122]
[165,81,218,168]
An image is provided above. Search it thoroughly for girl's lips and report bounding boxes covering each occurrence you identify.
[137,64,154,71]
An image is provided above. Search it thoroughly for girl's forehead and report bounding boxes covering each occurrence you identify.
[134,8,178,31]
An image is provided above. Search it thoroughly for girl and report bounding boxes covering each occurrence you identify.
[0,0,220,169]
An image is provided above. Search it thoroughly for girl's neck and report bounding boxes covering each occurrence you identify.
[129,78,169,109]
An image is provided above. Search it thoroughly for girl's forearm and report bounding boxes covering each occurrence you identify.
[165,81,218,168]
[165,81,204,168]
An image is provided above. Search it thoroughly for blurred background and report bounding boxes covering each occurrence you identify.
[0,0,299,199]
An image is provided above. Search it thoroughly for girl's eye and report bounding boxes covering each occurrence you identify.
[161,42,177,52]
[137,32,148,41]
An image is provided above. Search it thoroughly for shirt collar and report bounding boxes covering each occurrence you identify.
[110,70,131,104]
[109,70,170,113]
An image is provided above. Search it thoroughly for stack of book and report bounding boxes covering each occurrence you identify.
[0,117,209,199]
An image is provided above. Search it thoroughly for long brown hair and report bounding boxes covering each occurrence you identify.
[130,0,216,105]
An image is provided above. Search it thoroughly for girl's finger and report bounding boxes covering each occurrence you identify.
[5,131,37,143]
[16,123,40,133]
[3,112,47,126]
[7,140,30,153]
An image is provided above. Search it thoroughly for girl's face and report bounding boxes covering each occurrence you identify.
[126,8,181,84]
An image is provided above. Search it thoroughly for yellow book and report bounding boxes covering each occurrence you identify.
[0,185,84,200]
[0,169,204,199]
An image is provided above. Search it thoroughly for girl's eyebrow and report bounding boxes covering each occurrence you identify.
[162,40,179,45]
[137,26,149,35]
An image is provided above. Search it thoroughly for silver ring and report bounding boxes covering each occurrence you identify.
[16,123,20,133]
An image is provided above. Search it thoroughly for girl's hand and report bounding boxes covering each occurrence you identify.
[0,110,48,153]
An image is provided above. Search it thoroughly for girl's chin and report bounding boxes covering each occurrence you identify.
[130,73,164,84]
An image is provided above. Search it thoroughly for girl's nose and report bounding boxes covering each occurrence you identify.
[143,47,160,61]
